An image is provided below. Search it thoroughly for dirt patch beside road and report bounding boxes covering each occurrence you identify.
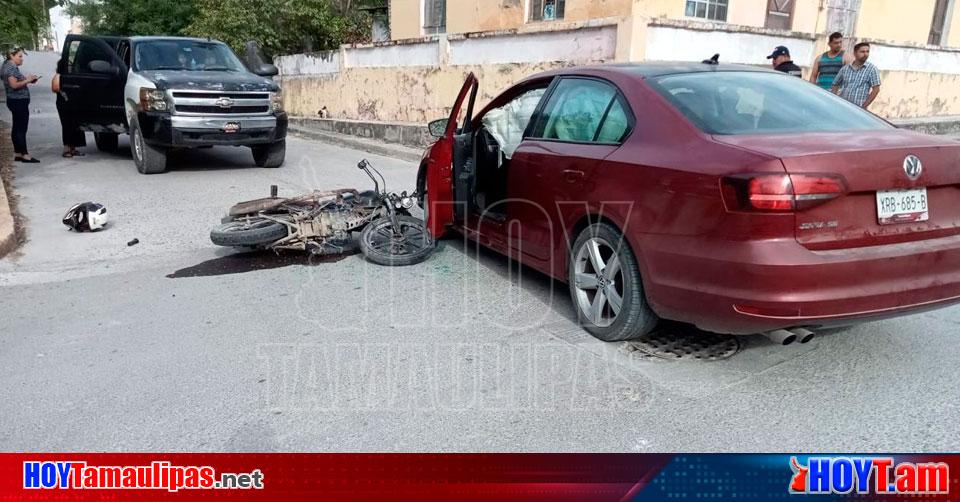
[0,121,25,257]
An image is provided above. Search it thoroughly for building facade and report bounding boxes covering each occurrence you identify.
[390,0,960,50]
[276,0,960,138]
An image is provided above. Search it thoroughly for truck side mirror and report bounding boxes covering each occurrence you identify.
[254,64,279,77]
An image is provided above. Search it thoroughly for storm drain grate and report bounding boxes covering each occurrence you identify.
[623,325,740,361]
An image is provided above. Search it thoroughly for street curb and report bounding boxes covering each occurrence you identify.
[0,121,19,258]
[892,115,960,135]
[289,125,425,163]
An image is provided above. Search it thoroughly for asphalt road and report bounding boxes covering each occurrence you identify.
[2,55,960,452]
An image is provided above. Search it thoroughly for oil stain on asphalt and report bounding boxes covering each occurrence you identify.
[167,250,358,278]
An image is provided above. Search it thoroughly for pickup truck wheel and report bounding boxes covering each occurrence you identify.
[252,140,285,168]
[131,123,167,174]
[94,132,119,152]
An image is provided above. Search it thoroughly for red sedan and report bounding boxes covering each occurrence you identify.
[417,63,960,341]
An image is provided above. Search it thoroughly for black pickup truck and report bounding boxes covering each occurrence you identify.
[59,35,288,174]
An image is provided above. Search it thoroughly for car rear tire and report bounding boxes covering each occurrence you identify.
[131,123,167,174]
[252,140,285,168]
[94,132,119,152]
[569,223,658,342]
[210,219,287,247]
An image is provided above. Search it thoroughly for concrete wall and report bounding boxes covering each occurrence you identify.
[391,0,422,39]
[948,0,960,47]
[645,22,815,65]
[279,23,620,123]
[280,12,960,128]
[856,0,937,46]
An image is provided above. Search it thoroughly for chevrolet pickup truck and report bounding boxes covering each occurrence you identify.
[59,35,288,174]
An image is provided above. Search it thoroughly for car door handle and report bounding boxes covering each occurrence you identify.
[563,170,585,183]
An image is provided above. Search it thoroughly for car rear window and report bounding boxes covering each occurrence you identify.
[649,71,892,135]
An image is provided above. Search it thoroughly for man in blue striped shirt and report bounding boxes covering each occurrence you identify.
[831,42,882,109]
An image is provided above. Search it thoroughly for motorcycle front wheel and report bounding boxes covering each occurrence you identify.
[359,215,435,266]
[210,219,287,247]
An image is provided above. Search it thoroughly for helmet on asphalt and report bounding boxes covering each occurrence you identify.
[62,202,108,232]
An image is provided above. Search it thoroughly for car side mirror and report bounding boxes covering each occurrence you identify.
[428,118,449,138]
[88,60,118,76]
[254,64,278,77]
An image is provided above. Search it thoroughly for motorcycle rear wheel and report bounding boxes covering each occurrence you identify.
[359,215,434,266]
[210,219,287,247]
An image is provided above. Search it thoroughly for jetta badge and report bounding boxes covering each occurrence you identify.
[903,155,923,181]
[215,97,234,109]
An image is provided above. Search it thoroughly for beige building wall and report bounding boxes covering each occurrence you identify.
[948,0,960,47]
[856,0,937,45]
[391,0,422,40]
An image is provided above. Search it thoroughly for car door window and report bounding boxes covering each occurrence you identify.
[480,87,547,159]
[537,79,617,143]
[69,39,114,75]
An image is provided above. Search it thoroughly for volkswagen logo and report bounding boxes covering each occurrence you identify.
[215,97,234,109]
[903,155,923,181]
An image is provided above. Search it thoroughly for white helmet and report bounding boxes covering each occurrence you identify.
[63,202,108,232]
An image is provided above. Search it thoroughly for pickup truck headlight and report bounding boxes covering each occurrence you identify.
[139,88,168,112]
[270,91,283,113]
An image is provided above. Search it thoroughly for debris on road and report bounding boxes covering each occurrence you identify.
[127,238,140,246]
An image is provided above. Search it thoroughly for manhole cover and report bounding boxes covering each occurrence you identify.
[624,324,740,361]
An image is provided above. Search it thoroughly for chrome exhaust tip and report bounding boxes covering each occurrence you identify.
[792,328,815,344]
[763,329,797,346]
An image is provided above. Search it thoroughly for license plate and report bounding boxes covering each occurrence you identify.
[223,122,241,133]
[876,188,929,225]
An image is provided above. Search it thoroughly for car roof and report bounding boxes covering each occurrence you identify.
[127,36,224,44]
[521,61,778,83]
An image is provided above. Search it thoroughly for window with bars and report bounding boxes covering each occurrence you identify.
[423,0,446,34]
[529,0,566,22]
[685,0,728,21]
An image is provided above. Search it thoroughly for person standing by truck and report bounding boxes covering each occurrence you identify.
[810,32,852,91]
[2,47,41,163]
[52,57,87,158]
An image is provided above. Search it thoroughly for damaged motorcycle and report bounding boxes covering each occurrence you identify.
[210,159,434,266]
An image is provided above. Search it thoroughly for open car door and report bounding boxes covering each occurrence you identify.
[425,73,478,238]
[59,35,128,131]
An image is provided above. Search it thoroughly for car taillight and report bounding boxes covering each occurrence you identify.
[721,174,846,212]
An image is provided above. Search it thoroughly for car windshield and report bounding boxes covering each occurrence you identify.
[649,71,892,135]
[135,40,246,72]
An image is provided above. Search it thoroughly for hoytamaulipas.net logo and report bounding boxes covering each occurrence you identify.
[24,461,264,492]
[789,456,949,495]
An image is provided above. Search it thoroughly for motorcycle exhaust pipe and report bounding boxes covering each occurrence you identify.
[763,329,797,346]
[792,328,815,344]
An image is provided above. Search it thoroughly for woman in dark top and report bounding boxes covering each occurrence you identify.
[2,47,41,163]
[52,58,86,157]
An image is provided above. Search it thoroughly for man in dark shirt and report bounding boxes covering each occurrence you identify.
[767,46,803,77]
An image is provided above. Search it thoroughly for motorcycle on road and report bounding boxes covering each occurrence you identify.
[210,159,434,266]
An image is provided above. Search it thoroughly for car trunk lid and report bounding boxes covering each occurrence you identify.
[715,130,960,250]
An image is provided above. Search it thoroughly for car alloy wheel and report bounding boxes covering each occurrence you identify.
[572,237,624,328]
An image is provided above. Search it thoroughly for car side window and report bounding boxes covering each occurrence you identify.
[534,78,630,144]
[595,97,630,143]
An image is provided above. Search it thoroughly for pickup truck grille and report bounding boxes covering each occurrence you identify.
[170,91,272,116]
[176,105,270,114]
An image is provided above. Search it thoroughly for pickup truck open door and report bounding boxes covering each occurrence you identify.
[59,35,128,132]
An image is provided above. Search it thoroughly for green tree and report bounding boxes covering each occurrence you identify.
[65,0,198,36]
[186,0,375,56]
[0,0,50,49]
